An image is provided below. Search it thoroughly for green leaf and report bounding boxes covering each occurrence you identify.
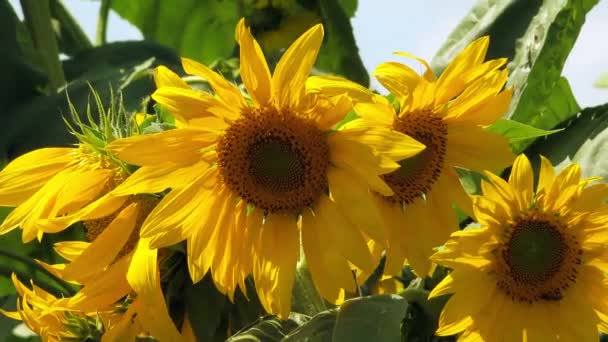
[508,0,596,127]
[184,275,228,342]
[283,310,337,342]
[1,41,179,159]
[317,0,369,86]
[226,314,305,342]
[337,0,358,18]
[595,72,608,88]
[487,119,562,153]
[332,295,408,342]
[431,0,544,72]
[527,103,608,178]
[111,0,240,64]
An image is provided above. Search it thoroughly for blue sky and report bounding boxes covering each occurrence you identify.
[9,0,608,107]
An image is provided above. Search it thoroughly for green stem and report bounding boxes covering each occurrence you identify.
[96,0,112,46]
[0,249,77,297]
[20,0,66,91]
[50,0,93,54]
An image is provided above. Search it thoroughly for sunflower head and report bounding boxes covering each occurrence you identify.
[430,154,608,340]
[108,17,425,319]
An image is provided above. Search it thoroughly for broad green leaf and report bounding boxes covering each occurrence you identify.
[291,257,329,316]
[487,119,562,153]
[317,0,369,86]
[184,276,228,342]
[226,313,306,342]
[337,0,358,17]
[431,0,544,72]
[1,41,179,159]
[332,295,408,342]
[111,0,240,64]
[595,72,608,88]
[283,310,337,342]
[508,0,597,126]
[433,0,591,157]
[528,103,608,177]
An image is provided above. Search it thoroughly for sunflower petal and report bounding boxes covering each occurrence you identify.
[182,57,246,109]
[127,239,183,341]
[235,19,272,106]
[273,24,324,109]
[108,128,218,166]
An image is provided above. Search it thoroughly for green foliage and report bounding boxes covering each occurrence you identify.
[595,72,608,88]
[486,119,563,153]
[1,41,179,158]
[112,0,240,65]
[316,0,369,86]
[332,295,408,342]
[111,0,368,85]
[431,0,543,72]
[508,0,596,125]
[185,275,229,341]
[528,103,608,178]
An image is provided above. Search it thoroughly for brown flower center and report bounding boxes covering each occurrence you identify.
[381,110,447,204]
[216,106,329,213]
[495,210,582,303]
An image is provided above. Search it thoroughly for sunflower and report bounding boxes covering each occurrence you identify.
[429,154,608,341]
[0,273,120,342]
[37,195,184,341]
[313,36,514,277]
[107,18,425,317]
[0,94,130,243]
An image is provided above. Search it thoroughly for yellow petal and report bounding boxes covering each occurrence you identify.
[0,148,75,205]
[154,65,188,88]
[353,102,396,126]
[142,168,219,247]
[253,213,299,318]
[314,195,374,272]
[69,255,132,311]
[182,57,246,109]
[338,122,426,161]
[443,69,508,122]
[272,24,324,109]
[508,154,534,211]
[235,19,272,106]
[111,162,208,197]
[187,189,234,283]
[327,167,385,243]
[152,86,237,123]
[435,36,489,104]
[374,61,421,100]
[446,123,514,172]
[53,241,90,261]
[301,208,353,304]
[108,128,218,166]
[62,203,139,283]
[127,239,183,341]
[306,75,374,103]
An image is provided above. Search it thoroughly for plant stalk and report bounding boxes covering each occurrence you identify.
[96,0,112,46]
[20,0,66,91]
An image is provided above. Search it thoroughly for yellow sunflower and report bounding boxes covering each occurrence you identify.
[429,154,608,341]
[314,36,514,276]
[36,195,184,341]
[0,95,132,243]
[107,18,425,317]
[0,274,123,342]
